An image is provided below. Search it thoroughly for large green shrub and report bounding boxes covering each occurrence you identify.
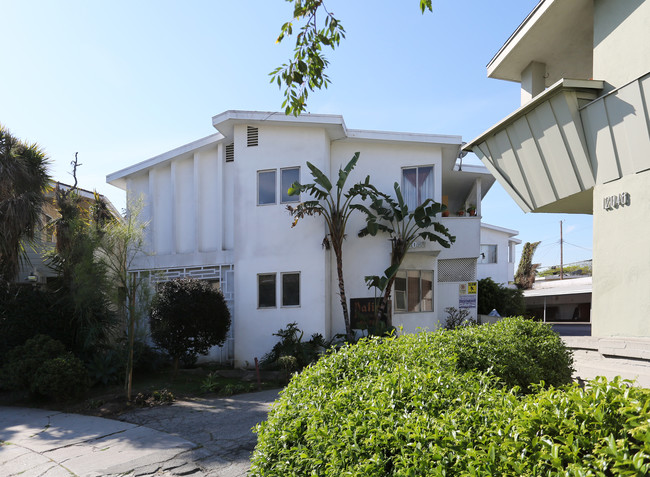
[251,319,584,476]
[477,277,525,316]
[32,353,90,401]
[0,285,72,360]
[2,334,67,391]
[150,278,231,371]
[436,317,574,393]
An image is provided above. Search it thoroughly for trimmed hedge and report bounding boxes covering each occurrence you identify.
[250,318,650,475]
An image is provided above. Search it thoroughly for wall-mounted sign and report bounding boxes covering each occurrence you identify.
[350,297,391,329]
[458,281,477,309]
[410,241,425,249]
[459,295,476,309]
[603,192,630,211]
[467,281,477,294]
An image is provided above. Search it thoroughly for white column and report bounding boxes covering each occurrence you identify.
[193,152,200,254]
[216,143,224,252]
[170,161,177,255]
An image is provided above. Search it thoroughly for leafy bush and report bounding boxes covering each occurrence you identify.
[221,382,257,396]
[150,278,231,370]
[261,322,328,370]
[134,388,175,407]
[200,372,222,393]
[85,349,122,386]
[477,277,525,316]
[32,353,90,401]
[251,319,581,475]
[437,317,574,393]
[2,334,67,391]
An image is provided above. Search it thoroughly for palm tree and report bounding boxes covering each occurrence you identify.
[0,126,50,283]
[358,182,455,325]
[287,152,373,341]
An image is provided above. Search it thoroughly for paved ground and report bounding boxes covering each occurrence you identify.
[0,389,280,477]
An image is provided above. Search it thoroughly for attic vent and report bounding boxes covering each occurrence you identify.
[247,126,259,147]
[225,143,234,162]
[437,258,477,282]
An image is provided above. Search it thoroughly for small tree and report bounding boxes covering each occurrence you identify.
[514,241,541,290]
[358,182,454,326]
[98,198,151,401]
[149,278,231,373]
[287,152,374,341]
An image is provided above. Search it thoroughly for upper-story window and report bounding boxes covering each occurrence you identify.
[281,167,300,203]
[479,244,497,264]
[258,170,276,205]
[402,166,434,210]
[258,167,301,206]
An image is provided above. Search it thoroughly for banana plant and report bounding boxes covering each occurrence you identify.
[287,152,375,341]
[358,182,455,325]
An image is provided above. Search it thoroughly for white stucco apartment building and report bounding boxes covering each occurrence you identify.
[108,110,500,367]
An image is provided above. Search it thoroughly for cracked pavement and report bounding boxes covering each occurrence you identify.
[0,389,280,477]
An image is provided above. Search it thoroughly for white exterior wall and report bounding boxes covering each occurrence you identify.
[593,0,650,92]
[126,144,234,272]
[477,226,518,285]
[327,141,481,336]
[109,113,493,368]
[232,124,331,367]
[592,170,650,338]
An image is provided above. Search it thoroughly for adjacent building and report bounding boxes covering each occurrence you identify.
[108,110,501,367]
[464,0,650,339]
[16,182,120,286]
[477,223,520,285]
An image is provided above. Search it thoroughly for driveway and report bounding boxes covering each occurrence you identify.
[0,389,280,477]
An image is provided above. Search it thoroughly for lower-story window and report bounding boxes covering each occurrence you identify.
[394,270,433,312]
[258,273,276,308]
[282,272,300,307]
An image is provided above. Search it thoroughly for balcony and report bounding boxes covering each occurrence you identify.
[465,73,650,215]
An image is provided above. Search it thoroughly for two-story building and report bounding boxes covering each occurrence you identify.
[108,110,497,367]
[464,0,650,340]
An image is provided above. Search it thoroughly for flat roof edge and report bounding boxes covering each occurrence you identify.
[346,129,462,145]
[487,0,550,75]
[481,222,520,236]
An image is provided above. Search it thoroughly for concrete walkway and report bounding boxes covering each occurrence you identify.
[0,389,280,477]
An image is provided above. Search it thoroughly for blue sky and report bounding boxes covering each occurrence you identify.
[1,0,593,267]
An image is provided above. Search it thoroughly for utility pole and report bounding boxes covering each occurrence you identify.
[560,220,564,280]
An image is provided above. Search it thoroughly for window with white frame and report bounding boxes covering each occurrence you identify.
[508,243,515,263]
[479,244,497,264]
[258,273,276,308]
[257,170,276,205]
[281,167,300,203]
[281,272,300,306]
[402,166,434,210]
[394,270,433,313]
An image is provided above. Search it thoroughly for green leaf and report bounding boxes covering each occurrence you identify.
[306,162,332,192]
